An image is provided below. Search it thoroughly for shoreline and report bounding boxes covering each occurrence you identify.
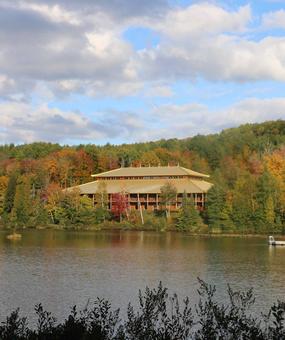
[0,226,281,238]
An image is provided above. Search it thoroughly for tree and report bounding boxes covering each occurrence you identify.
[160,182,177,218]
[45,183,64,224]
[30,196,49,227]
[95,182,109,223]
[12,176,32,227]
[3,172,18,214]
[231,174,257,232]
[265,195,275,225]
[255,170,277,230]
[176,192,204,231]
[95,182,108,209]
[111,192,129,222]
[0,176,8,214]
[140,151,160,166]
[206,185,226,229]
[219,195,235,232]
[76,196,97,226]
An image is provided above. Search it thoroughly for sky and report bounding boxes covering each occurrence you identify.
[0,0,285,145]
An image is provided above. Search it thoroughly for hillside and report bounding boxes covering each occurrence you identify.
[0,120,284,233]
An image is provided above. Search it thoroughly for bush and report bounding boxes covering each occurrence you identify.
[0,280,285,339]
[141,212,168,231]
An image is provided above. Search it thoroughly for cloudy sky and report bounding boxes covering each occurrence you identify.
[0,0,285,144]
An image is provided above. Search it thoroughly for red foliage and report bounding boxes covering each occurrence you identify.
[111,193,129,219]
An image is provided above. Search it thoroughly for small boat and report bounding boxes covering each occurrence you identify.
[6,233,22,240]
[268,235,285,246]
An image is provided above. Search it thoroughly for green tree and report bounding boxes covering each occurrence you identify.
[3,172,18,214]
[12,176,32,227]
[76,196,97,226]
[206,184,227,230]
[94,207,111,224]
[176,192,204,231]
[95,182,110,222]
[231,174,257,232]
[255,171,277,230]
[219,197,235,232]
[265,195,275,225]
[0,176,8,214]
[31,196,50,227]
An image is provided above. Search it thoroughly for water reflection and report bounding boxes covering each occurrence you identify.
[0,230,283,322]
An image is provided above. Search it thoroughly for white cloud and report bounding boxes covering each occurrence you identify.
[138,98,285,140]
[262,9,285,29]
[0,1,284,145]
[0,103,102,143]
[224,97,285,124]
[153,3,251,39]
[17,2,81,25]
[0,102,144,143]
[0,75,16,94]
[0,1,284,100]
[0,2,139,97]
[139,31,285,82]
[145,85,173,97]
[0,97,283,144]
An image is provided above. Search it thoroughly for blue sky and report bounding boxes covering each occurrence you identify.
[0,0,284,145]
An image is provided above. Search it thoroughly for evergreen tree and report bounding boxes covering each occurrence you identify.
[206,185,227,229]
[0,176,8,214]
[255,171,277,230]
[12,176,32,227]
[76,196,97,226]
[219,197,235,232]
[3,173,17,214]
[231,175,257,232]
[31,196,50,227]
[265,195,275,225]
[176,192,204,231]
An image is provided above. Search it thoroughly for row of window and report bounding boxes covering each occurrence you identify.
[96,175,189,180]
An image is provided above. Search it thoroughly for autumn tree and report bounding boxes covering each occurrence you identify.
[111,192,129,222]
[140,151,161,166]
[45,183,63,224]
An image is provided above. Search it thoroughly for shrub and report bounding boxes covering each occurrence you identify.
[0,280,285,339]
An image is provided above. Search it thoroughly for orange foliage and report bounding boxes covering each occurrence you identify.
[264,148,285,180]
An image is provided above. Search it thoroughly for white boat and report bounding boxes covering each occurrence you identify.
[268,235,285,246]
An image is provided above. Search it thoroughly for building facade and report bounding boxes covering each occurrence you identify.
[72,166,213,211]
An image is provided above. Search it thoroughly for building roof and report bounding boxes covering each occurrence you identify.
[91,166,209,178]
[72,178,213,195]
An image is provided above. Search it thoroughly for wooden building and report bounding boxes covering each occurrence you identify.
[72,166,213,211]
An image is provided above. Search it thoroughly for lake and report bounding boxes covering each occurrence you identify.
[0,230,284,322]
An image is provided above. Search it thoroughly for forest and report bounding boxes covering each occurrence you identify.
[0,120,284,234]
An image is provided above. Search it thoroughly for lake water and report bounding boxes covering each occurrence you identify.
[0,230,284,322]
